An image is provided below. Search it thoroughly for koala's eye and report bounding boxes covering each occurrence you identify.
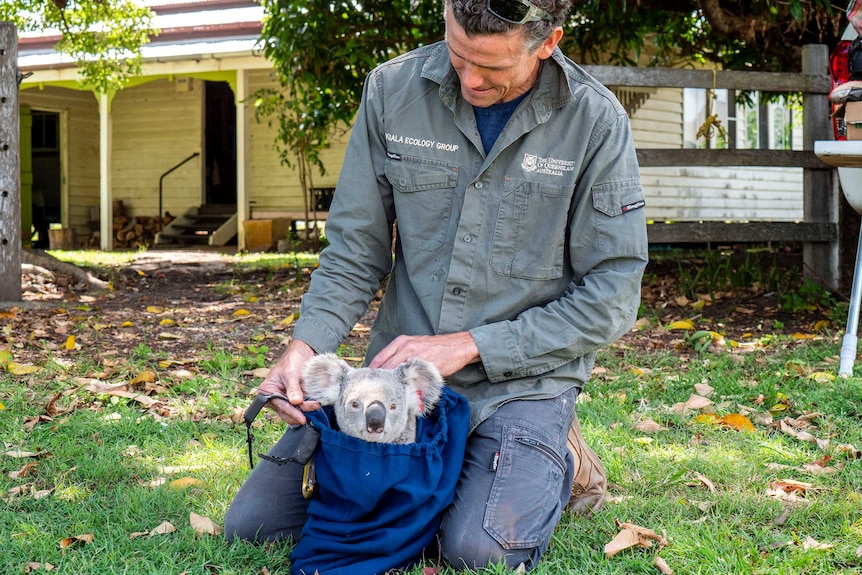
[350,400,361,410]
[389,403,397,411]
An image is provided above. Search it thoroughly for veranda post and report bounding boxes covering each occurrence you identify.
[0,21,21,302]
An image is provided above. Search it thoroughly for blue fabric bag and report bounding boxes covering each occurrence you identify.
[289,386,470,575]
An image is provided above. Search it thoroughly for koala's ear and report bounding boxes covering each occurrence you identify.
[399,359,444,416]
[301,353,349,406]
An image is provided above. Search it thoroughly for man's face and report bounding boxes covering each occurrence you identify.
[444,8,555,108]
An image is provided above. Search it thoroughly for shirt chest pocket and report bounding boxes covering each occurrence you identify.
[385,155,460,252]
[490,178,567,280]
[591,180,647,258]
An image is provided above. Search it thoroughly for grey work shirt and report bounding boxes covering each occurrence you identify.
[293,42,649,431]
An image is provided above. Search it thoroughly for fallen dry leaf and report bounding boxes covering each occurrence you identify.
[633,418,667,434]
[129,370,157,385]
[23,414,54,431]
[694,383,714,397]
[771,479,812,493]
[604,521,669,558]
[667,319,695,330]
[9,461,38,479]
[692,413,720,425]
[654,555,673,574]
[604,527,640,557]
[151,521,177,535]
[7,362,41,375]
[673,394,713,414]
[81,380,159,408]
[802,536,834,551]
[4,450,50,459]
[800,462,842,475]
[779,419,815,441]
[718,413,755,432]
[59,533,94,549]
[131,520,177,538]
[24,562,56,572]
[190,512,222,536]
[168,477,203,490]
[157,332,184,340]
[835,443,861,459]
[692,471,716,492]
[7,483,34,498]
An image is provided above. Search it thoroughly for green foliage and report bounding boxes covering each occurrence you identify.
[254,1,846,218]
[672,248,798,302]
[564,0,843,72]
[2,0,154,93]
[780,277,841,317]
[253,0,444,226]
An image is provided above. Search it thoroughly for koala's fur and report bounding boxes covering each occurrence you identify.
[301,353,445,444]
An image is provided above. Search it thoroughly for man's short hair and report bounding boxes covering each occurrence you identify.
[447,0,573,50]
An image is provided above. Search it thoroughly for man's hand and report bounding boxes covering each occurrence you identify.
[257,339,320,424]
[368,332,480,377]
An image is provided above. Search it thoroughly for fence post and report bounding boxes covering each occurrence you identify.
[0,22,21,302]
[802,43,839,291]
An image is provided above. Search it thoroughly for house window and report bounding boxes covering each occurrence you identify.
[683,88,801,151]
[311,187,335,212]
[32,111,59,152]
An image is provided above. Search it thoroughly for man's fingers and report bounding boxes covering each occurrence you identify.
[369,336,414,368]
[264,396,320,424]
[267,396,308,425]
[299,399,321,412]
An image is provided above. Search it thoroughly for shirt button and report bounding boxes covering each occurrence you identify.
[475,182,484,189]
[452,287,462,295]
[463,234,472,243]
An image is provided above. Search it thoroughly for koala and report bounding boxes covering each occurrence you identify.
[301,353,445,444]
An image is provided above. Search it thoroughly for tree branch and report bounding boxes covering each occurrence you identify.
[700,0,758,43]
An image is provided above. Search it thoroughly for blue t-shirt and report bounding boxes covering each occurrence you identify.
[474,90,531,154]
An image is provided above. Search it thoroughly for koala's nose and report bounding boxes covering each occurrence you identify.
[365,401,387,435]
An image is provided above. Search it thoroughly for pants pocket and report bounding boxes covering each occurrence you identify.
[483,424,567,550]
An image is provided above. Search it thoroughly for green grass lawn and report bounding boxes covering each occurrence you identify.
[2,249,862,574]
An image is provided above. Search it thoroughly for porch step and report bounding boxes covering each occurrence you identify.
[155,204,237,246]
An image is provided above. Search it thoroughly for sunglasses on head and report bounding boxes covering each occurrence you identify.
[486,0,553,24]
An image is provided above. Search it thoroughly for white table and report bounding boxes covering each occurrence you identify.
[814,140,862,376]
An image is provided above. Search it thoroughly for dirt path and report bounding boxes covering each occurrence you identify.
[0,248,838,374]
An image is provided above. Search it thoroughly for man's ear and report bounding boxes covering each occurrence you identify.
[536,27,563,60]
[399,359,444,416]
[301,353,349,406]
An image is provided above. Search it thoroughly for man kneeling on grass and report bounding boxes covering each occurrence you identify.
[225,0,648,571]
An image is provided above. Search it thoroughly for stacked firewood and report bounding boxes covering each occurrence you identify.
[86,201,174,248]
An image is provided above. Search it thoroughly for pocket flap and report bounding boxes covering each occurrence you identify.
[591,180,645,217]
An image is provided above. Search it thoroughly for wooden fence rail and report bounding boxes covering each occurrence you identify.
[582,44,840,289]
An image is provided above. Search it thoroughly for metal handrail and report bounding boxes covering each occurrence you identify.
[158,152,200,230]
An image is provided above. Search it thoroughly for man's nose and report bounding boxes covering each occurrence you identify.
[458,64,485,89]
